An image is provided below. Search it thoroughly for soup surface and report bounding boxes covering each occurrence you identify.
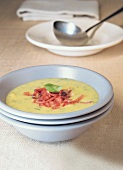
[6,78,99,114]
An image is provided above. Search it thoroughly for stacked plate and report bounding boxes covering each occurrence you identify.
[0,65,114,142]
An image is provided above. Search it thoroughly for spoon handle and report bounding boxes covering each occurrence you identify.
[85,7,123,33]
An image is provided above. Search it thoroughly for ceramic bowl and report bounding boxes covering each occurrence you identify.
[0,105,113,142]
[0,65,113,119]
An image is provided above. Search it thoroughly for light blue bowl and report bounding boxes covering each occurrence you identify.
[0,65,113,120]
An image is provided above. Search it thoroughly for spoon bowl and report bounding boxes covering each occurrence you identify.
[53,7,123,46]
[54,21,89,46]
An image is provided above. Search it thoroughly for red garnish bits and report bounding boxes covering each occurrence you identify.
[23,87,86,109]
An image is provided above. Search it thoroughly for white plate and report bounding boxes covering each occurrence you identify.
[26,18,123,57]
[0,96,114,125]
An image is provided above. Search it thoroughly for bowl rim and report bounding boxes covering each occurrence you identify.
[0,65,114,119]
[0,95,114,125]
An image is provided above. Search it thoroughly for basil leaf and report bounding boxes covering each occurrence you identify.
[44,83,62,92]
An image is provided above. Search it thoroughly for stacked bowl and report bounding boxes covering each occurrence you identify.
[0,65,114,142]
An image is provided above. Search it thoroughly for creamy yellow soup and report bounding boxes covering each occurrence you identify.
[6,78,99,114]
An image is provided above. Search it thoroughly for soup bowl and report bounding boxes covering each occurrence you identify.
[0,65,113,119]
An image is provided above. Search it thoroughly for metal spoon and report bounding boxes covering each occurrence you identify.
[53,7,123,46]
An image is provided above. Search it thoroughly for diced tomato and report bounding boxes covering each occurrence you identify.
[54,96,63,104]
[23,91,32,96]
[51,104,59,109]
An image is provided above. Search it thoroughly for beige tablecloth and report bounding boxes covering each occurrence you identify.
[0,0,123,170]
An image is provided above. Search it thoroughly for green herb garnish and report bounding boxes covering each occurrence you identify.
[44,83,62,92]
